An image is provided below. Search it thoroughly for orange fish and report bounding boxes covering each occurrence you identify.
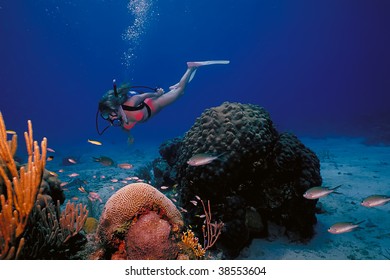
[88,192,102,203]
[47,148,56,153]
[49,171,58,177]
[78,186,86,193]
[68,158,77,164]
[117,163,133,169]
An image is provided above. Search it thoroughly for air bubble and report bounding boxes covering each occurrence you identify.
[121,0,157,68]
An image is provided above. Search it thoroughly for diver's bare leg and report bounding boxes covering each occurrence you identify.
[153,60,230,111]
[153,67,196,109]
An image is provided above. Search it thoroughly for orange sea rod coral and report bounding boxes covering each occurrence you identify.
[0,113,47,259]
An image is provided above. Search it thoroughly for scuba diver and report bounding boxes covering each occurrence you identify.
[96,60,230,138]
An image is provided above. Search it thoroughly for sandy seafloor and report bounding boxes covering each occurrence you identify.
[47,137,390,260]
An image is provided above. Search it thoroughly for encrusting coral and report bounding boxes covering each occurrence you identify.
[126,211,178,259]
[0,112,47,259]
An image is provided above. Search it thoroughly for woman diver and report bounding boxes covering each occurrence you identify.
[96,60,230,137]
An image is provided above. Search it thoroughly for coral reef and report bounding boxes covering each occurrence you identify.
[0,113,47,259]
[19,200,88,259]
[39,169,65,205]
[179,229,206,259]
[0,113,87,259]
[96,182,184,259]
[152,102,322,258]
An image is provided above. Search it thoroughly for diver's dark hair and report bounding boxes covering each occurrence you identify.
[98,83,131,114]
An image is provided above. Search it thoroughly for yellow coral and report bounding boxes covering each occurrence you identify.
[83,217,98,234]
[180,229,206,259]
[97,183,183,245]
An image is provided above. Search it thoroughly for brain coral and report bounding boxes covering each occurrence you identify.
[97,183,183,246]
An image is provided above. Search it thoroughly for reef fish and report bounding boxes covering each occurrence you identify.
[303,185,342,200]
[93,156,115,166]
[88,191,102,203]
[117,163,133,169]
[361,195,390,208]
[88,139,102,146]
[328,221,364,234]
[187,152,226,166]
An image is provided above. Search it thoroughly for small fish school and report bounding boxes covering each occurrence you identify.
[303,184,390,234]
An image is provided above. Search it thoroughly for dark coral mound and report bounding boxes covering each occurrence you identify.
[153,102,322,258]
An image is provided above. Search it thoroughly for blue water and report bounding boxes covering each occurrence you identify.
[1,0,389,150]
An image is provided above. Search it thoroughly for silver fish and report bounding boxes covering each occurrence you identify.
[361,195,390,208]
[303,185,342,199]
[187,152,226,166]
[328,221,364,234]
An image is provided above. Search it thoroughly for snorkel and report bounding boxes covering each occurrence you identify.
[113,79,118,96]
[95,80,157,135]
[96,79,128,135]
[113,79,129,124]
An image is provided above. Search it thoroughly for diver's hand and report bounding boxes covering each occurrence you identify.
[156,88,164,96]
